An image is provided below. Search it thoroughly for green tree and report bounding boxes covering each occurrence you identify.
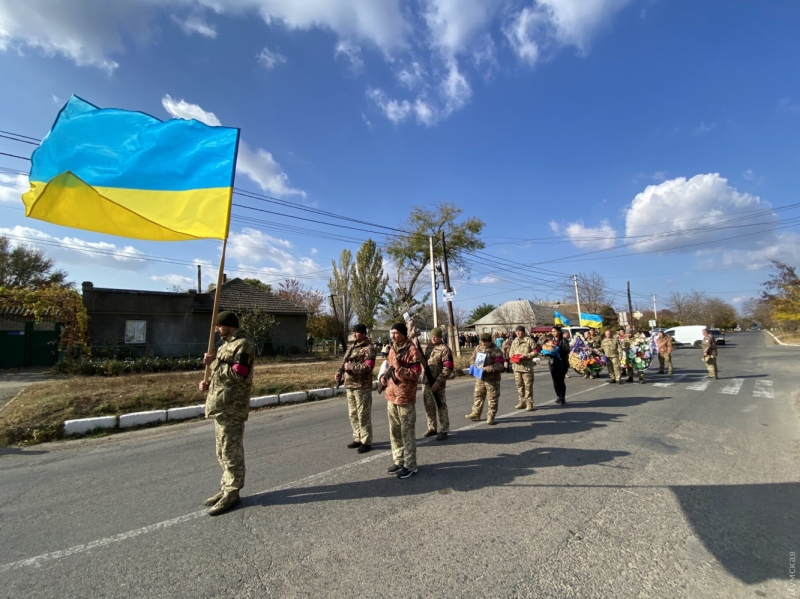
[243,278,273,293]
[762,260,800,325]
[468,303,496,324]
[238,307,277,356]
[385,202,484,307]
[351,239,388,330]
[0,236,68,288]
[328,249,355,343]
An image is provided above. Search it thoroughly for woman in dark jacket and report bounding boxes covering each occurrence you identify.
[542,332,569,406]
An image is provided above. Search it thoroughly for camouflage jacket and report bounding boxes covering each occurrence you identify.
[383,341,422,406]
[342,337,376,390]
[656,335,672,355]
[600,337,622,358]
[509,336,538,373]
[501,338,512,359]
[471,343,505,382]
[424,342,454,388]
[206,329,256,421]
[702,335,717,356]
[584,335,601,349]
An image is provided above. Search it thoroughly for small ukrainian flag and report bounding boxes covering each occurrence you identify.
[580,313,604,328]
[23,96,240,241]
[554,311,571,326]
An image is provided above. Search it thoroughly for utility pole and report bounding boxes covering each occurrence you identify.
[429,236,438,328]
[653,294,658,324]
[627,281,634,328]
[440,231,460,356]
[197,264,202,293]
[573,274,582,325]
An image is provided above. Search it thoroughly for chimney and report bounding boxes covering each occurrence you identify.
[197,264,202,293]
[223,272,228,284]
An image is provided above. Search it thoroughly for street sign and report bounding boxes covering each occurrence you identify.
[443,292,455,302]
[618,312,628,325]
[649,319,657,327]
[633,311,643,319]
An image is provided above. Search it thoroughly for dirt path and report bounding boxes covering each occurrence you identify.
[0,369,61,412]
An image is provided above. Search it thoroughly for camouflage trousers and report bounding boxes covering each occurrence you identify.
[347,388,373,445]
[606,357,621,382]
[387,402,417,470]
[423,385,449,433]
[658,354,673,374]
[472,379,500,417]
[703,355,718,378]
[514,371,534,403]
[214,418,245,492]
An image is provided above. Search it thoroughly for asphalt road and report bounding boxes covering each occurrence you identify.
[1,331,798,598]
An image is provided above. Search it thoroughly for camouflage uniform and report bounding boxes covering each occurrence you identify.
[656,335,673,374]
[621,335,634,381]
[384,340,422,470]
[701,333,718,378]
[601,336,623,382]
[510,335,537,408]
[423,341,453,433]
[469,343,505,418]
[205,329,256,493]
[343,337,376,445]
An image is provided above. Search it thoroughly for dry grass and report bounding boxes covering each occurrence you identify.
[0,359,341,447]
[774,332,800,344]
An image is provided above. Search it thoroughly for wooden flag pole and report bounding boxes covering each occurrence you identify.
[203,238,228,383]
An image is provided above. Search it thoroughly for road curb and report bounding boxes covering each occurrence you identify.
[765,330,800,346]
[62,385,348,437]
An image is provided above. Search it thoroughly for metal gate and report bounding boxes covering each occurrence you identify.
[0,319,61,369]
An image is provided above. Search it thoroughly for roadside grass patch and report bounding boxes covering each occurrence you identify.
[0,360,339,447]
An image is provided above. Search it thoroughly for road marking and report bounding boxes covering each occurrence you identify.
[718,378,744,395]
[653,374,688,387]
[753,380,774,398]
[0,382,610,573]
[686,379,711,391]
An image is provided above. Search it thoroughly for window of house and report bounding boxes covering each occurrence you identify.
[124,320,147,344]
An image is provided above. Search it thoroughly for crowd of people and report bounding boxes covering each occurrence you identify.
[197,311,720,515]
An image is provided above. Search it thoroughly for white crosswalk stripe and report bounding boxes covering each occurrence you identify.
[718,378,745,395]
[686,379,711,391]
[653,374,688,387]
[753,380,775,398]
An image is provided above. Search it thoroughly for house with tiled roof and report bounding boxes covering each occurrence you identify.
[470,299,579,334]
[82,278,308,356]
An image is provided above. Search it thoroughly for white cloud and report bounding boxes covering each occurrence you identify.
[236,142,305,197]
[777,97,800,116]
[440,58,472,116]
[0,225,148,270]
[423,0,503,55]
[162,94,221,126]
[172,13,217,38]
[625,173,777,253]
[695,232,800,271]
[0,173,27,204]
[366,88,412,124]
[652,171,667,181]
[161,95,304,197]
[397,61,425,89]
[227,227,322,277]
[742,169,756,181]
[477,275,500,284]
[151,273,195,288]
[334,40,364,74]
[505,0,632,65]
[550,219,617,249]
[696,121,716,133]
[257,46,287,70]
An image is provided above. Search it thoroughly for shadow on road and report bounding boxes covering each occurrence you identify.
[0,446,48,457]
[672,482,799,585]
[246,446,630,508]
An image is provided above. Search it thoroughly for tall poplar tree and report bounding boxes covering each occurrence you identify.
[351,239,388,331]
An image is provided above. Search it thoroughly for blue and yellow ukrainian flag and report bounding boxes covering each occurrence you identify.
[579,313,604,328]
[23,96,239,241]
[554,311,571,326]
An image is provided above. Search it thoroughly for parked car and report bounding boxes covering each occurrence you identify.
[733,325,741,332]
[749,324,761,331]
[663,325,707,348]
[709,329,725,345]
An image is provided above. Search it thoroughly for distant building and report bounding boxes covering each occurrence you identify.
[470,299,579,333]
[82,278,308,356]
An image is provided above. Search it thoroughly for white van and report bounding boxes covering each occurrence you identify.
[664,325,707,348]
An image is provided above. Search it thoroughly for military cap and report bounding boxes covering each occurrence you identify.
[515,325,526,332]
[431,327,443,337]
[480,333,492,342]
[215,311,239,328]
[352,324,367,334]
[391,322,408,336]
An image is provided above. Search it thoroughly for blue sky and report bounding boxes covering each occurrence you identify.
[1,0,799,317]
